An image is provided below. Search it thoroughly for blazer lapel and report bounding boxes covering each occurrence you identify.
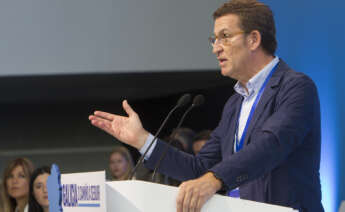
[228,94,244,154]
[243,60,289,146]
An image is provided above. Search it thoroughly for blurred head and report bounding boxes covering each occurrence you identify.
[192,130,212,155]
[211,0,276,81]
[109,146,134,180]
[0,181,4,210]
[1,158,34,212]
[29,166,50,212]
[170,128,196,153]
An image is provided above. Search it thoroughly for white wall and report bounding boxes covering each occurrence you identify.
[0,0,223,76]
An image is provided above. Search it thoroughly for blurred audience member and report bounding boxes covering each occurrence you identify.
[162,137,185,186]
[192,130,212,155]
[109,146,134,180]
[28,166,50,212]
[134,163,164,183]
[1,158,34,212]
[135,135,185,186]
[0,180,4,211]
[169,128,196,153]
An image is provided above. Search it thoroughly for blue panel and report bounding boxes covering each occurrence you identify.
[260,1,345,211]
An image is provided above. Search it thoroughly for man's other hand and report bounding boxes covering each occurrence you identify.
[176,172,222,212]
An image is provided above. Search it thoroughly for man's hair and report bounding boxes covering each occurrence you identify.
[213,0,277,55]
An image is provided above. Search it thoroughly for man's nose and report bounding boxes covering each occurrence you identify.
[212,43,223,55]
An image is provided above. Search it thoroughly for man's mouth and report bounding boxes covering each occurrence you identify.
[218,58,227,66]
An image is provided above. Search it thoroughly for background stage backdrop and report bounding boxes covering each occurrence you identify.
[0,1,343,211]
[263,1,345,212]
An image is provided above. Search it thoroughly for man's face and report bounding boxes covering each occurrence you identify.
[212,14,249,80]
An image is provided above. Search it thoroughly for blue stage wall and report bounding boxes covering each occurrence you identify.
[261,1,345,211]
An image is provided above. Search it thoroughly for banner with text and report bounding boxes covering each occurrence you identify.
[61,171,106,212]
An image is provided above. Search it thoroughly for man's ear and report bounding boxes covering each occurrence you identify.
[247,30,261,51]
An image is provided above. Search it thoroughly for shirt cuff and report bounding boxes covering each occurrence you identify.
[139,133,157,160]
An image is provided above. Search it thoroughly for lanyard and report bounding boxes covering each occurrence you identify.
[235,64,278,152]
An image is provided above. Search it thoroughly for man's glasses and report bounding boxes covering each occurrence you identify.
[208,31,245,47]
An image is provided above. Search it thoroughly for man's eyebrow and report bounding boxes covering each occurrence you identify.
[214,28,230,35]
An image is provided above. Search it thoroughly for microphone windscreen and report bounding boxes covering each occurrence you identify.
[177,93,191,107]
[193,94,205,107]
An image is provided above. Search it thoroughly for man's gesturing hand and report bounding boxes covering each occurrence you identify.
[89,100,149,149]
[176,172,222,212]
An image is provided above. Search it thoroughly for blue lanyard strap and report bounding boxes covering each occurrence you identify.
[235,64,278,152]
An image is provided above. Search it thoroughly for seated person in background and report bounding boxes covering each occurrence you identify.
[161,136,186,186]
[169,128,196,154]
[136,129,194,185]
[1,158,35,212]
[28,166,50,212]
[0,180,4,211]
[192,130,212,155]
[109,146,134,180]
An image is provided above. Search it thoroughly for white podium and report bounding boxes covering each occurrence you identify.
[106,180,297,212]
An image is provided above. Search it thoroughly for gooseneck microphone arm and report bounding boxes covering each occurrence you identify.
[151,95,205,181]
[129,94,191,180]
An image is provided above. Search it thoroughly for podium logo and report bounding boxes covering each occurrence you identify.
[62,184,101,207]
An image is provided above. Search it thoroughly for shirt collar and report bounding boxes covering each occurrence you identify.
[234,56,279,98]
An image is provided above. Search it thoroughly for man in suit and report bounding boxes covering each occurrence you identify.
[89,0,324,211]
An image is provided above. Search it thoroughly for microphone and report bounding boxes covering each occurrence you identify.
[129,93,191,180]
[151,94,205,181]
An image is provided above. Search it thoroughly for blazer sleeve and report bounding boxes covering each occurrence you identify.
[144,96,238,181]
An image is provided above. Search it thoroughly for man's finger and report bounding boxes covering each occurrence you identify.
[189,190,199,212]
[176,186,186,212]
[195,195,206,212]
[93,111,115,121]
[90,117,113,134]
[182,188,194,212]
[122,100,136,117]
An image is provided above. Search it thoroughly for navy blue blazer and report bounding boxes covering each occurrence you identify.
[145,60,324,212]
